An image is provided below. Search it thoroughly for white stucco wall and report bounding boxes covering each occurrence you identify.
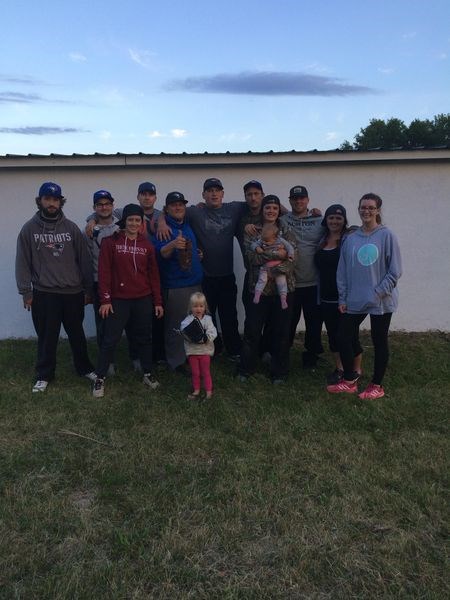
[1,149,449,337]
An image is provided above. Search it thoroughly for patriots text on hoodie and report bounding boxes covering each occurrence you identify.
[15,211,93,303]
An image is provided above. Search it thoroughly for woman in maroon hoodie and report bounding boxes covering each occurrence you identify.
[93,204,163,397]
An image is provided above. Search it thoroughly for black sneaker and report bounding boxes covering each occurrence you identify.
[302,351,318,369]
[326,369,344,385]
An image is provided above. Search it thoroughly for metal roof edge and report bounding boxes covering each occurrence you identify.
[1,146,449,170]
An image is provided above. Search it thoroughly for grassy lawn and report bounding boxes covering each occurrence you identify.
[0,333,448,599]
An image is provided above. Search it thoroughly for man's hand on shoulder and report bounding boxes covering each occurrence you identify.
[156,214,172,241]
[244,223,260,237]
[85,219,96,238]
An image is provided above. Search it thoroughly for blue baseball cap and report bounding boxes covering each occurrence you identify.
[38,182,63,198]
[93,190,114,204]
[138,181,156,194]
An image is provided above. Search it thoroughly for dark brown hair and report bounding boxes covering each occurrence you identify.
[359,193,382,224]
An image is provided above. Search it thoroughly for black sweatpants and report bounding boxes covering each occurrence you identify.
[239,292,293,381]
[338,312,392,384]
[96,296,154,378]
[289,285,324,358]
[320,301,362,357]
[31,289,93,381]
[202,274,242,356]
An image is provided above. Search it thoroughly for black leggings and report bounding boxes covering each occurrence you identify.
[339,313,392,384]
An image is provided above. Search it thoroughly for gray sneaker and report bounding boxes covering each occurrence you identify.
[107,363,116,376]
[143,373,160,390]
[92,377,105,398]
[132,359,142,372]
[32,380,48,393]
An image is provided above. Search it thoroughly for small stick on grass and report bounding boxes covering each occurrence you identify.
[58,429,113,447]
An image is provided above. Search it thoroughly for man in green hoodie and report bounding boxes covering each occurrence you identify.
[15,182,96,393]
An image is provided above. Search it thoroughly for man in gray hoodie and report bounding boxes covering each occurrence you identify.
[280,185,325,367]
[85,189,119,351]
[15,182,96,393]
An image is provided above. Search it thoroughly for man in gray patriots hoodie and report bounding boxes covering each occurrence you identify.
[15,182,96,393]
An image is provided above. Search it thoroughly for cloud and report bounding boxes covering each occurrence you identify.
[165,71,376,96]
[171,128,187,138]
[378,67,394,75]
[0,91,74,105]
[325,132,338,141]
[0,74,45,85]
[0,92,42,104]
[69,52,87,62]
[437,52,447,60]
[0,126,87,135]
[100,130,112,140]
[129,48,156,68]
[148,130,164,138]
[148,129,188,139]
[303,62,330,74]
[219,132,252,143]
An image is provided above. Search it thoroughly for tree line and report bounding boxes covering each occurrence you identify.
[340,113,450,150]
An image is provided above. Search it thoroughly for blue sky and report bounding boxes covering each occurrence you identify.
[1,0,449,155]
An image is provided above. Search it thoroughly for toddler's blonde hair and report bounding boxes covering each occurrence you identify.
[188,291,209,314]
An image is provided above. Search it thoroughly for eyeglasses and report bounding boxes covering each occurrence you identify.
[359,206,378,212]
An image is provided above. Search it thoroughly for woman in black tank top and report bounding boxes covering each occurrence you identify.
[314,205,362,385]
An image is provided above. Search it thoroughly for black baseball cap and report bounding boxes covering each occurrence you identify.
[261,194,281,208]
[165,191,188,206]
[117,203,144,229]
[243,180,263,193]
[321,204,348,227]
[289,185,308,199]
[203,178,223,191]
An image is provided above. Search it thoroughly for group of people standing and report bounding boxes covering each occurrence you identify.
[15,177,402,401]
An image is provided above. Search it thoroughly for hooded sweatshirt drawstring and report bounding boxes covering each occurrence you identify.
[124,236,138,273]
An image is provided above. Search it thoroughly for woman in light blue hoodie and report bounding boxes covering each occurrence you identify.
[327,193,402,399]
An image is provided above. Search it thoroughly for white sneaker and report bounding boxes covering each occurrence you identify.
[85,371,97,382]
[143,373,160,390]
[92,378,105,398]
[32,380,48,393]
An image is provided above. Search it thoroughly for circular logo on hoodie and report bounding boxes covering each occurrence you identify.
[357,243,379,266]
